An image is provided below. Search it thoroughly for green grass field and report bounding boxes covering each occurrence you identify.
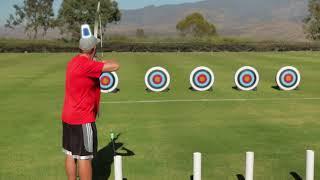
[1,52,320,180]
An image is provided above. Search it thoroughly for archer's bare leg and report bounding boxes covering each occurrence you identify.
[65,155,77,180]
[78,159,92,180]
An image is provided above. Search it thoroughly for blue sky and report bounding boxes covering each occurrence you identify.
[0,0,199,25]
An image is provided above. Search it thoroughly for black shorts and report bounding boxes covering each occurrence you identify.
[62,122,98,160]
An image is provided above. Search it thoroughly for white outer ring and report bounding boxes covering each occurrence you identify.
[276,66,301,91]
[189,66,215,92]
[145,67,171,92]
[234,66,260,91]
[100,72,119,93]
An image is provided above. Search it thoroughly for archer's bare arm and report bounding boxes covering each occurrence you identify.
[102,60,120,72]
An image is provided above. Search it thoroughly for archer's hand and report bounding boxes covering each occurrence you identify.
[102,60,120,72]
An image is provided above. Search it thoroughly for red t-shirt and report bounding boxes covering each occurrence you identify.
[62,54,104,125]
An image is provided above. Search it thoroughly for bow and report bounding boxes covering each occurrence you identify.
[94,1,103,59]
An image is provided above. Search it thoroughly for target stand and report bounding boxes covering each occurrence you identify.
[234,66,260,91]
[189,66,215,92]
[100,72,119,93]
[145,67,171,93]
[275,66,301,91]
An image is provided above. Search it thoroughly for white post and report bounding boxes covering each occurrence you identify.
[114,155,123,180]
[306,150,315,180]
[245,152,254,180]
[193,152,202,180]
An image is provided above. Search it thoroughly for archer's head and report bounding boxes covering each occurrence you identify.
[79,36,100,56]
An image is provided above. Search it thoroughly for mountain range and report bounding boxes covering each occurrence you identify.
[108,0,309,41]
[0,0,310,41]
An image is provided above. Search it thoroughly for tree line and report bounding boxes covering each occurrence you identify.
[5,0,320,41]
[5,0,120,40]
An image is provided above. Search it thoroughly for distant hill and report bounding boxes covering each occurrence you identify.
[0,0,309,41]
[108,0,309,41]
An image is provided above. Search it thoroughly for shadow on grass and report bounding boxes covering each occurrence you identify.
[234,172,302,180]
[92,133,135,180]
[145,88,170,93]
[232,86,257,91]
[232,86,240,91]
[111,88,120,93]
[191,172,246,179]
[189,87,197,92]
[290,171,302,180]
[272,85,300,91]
[188,87,213,92]
[272,85,281,91]
[236,174,245,180]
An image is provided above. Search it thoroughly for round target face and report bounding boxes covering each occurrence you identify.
[234,66,260,91]
[99,72,119,93]
[145,67,170,92]
[276,66,301,91]
[190,66,215,91]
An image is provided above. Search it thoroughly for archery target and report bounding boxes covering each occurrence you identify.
[145,67,170,92]
[190,66,215,91]
[234,66,260,91]
[99,72,119,93]
[276,66,301,91]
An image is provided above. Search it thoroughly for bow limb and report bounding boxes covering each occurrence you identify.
[99,13,103,57]
[94,1,100,38]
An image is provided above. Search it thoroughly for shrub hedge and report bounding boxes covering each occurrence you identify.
[1,39,320,52]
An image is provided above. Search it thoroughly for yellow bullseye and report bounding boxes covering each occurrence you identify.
[101,77,110,85]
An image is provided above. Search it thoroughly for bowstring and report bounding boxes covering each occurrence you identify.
[93,1,102,61]
[99,13,103,58]
[94,1,104,120]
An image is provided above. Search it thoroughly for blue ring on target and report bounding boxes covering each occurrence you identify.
[276,66,301,91]
[190,67,215,91]
[99,72,119,93]
[234,66,260,91]
[145,67,170,92]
